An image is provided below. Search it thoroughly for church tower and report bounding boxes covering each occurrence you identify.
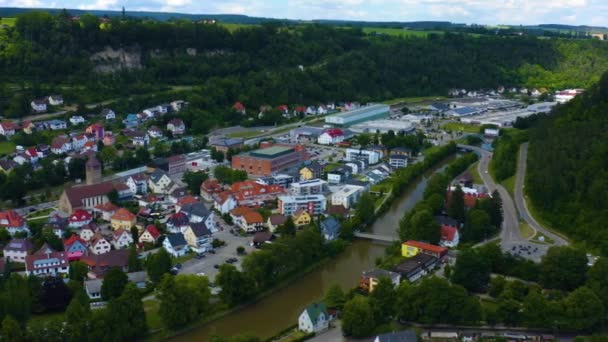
[85,154,102,185]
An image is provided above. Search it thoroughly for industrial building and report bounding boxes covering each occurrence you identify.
[232,145,307,177]
[459,102,556,127]
[349,119,415,134]
[325,104,390,126]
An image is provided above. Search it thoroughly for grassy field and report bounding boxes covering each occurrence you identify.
[361,27,442,37]
[144,299,163,331]
[501,175,516,196]
[383,95,446,105]
[219,23,255,32]
[518,221,535,240]
[442,122,481,134]
[466,162,484,185]
[0,18,16,27]
[531,231,555,244]
[0,141,16,155]
[226,130,264,139]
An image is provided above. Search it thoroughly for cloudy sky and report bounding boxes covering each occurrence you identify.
[1,0,606,26]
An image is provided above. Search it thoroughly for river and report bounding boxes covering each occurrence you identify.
[172,156,455,341]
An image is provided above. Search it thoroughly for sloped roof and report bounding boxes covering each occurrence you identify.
[304,303,328,323]
[111,208,136,222]
[268,214,287,226]
[189,222,211,237]
[0,211,25,228]
[441,226,457,242]
[4,239,32,252]
[321,217,340,236]
[402,240,447,254]
[144,225,161,239]
[63,183,115,208]
[180,202,210,219]
[166,233,187,247]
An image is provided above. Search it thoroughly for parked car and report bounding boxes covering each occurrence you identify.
[173,263,182,270]
[194,253,205,259]
[208,250,216,254]
[213,264,220,269]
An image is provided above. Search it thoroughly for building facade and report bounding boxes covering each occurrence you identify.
[278,194,327,216]
[232,145,307,177]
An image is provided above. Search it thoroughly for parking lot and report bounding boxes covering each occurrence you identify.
[503,241,548,263]
[179,219,257,283]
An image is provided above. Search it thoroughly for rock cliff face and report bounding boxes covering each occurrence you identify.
[90,46,142,73]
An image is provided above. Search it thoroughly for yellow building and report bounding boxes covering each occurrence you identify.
[292,209,312,227]
[299,167,314,181]
[401,240,447,259]
[110,208,137,231]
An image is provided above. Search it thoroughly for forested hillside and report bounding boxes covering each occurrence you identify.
[2,11,608,130]
[527,72,608,253]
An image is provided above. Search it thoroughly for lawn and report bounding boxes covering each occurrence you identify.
[531,231,554,245]
[323,163,341,173]
[442,122,481,134]
[518,221,534,240]
[0,141,16,155]
[143,299,163,331]
[501,175,515,196]
[0,18,16,27]
[28,312,64,326]
[361,27,441,37]
[219,23,255,32]
[370,179,393,194]
[383,95,446,105]
[173,253,194,265]
[466,162,484,185]
[226,130,264,139]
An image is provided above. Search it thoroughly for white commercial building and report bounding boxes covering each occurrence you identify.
[345,148,383,164]
[349,119,415,134]
[278,194,327,216]
[289,179,328,196]
[325,104,390,126]
[331,185,365,209]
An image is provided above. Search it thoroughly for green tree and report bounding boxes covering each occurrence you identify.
[182,170,209,194]
[130,226,139,245]
[64,288,91,341]
[488,276,506,298]
[400,208,440,244]
[216,264,256,306]
[69,261,89,281]
[497,298,521,326]
[1,316,24,342]
[128,245,142,272]
[277,216,296,236]
[448,185,466,221]
[146,247,172,283]
[451,249,491,293]
[324,284,346,310]
[2,274,31,323]
[561,286,604,330]
[540,246,588,291]
[157,274,210,329]
[587,257,608,308]
[105,283,147,340]
[521,289,550,328]
[101,267,128,300]
[463,209,492,243]
[370,276,396,324]
[355,192,375,225]
[107,189,120,205]
[342,296,376,337]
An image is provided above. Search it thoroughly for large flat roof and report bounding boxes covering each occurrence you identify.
[328,104,390,119]
[250,146,295,159]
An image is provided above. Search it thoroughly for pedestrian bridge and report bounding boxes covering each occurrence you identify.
[354,232,400,243]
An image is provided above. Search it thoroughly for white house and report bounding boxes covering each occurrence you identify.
[148,169,174,194]
[126,174,148,195]
[330,185,365,209]
[213,192,237,214]
[79,225,97,242]
[101,108,116,120]
[163,233,189,257]
[299,303,329,333]
[345,148,383,164]
[0,122,18,137]
[317,128,344,145]
[112,229,134,249]
[68,209,92,229]
[139,225,161,244]
[167,119,185,135]
[0,211,30,236]
[180,202,216,232]
[3,239,32,263]
[147,126,164,139]
[31,99,47,112]
[48,95,64,106]
[89,234,111,255]
[70,116,86,125]
[48,120,67,130]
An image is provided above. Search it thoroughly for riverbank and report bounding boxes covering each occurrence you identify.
[156,144,460,341]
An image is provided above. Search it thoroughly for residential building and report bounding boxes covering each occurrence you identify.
[317,128,344,145]
[31,99,47,112]
[79,223,99,242]
[126,174,148,195]
[267,214,286,233]
[21,121,35,135]
[166,212,191,234]
[48,119,67,130]
[299,161,323,180]
[320,217,340,241]
[59,182,115,214]
[3,239,32,263]
[401,240,447,259]
[70,116,86,125]
[278,194,327,216]
[230,207,264,233]
[331,185,364,209]
[0,122,18,137]
[0,211,29,236]
[183,222,212,253]
[440,225,460,248]
[89,233,112,255]
[81,249,129,278]
[292,209,312,227]
[163,233,189,257]
[48,95,63,106]
[359,269,401,293]
[325,104,390,126]
[374,330,418,342]
[126,130,149,147]
[232,144,308,177]
[123,114,139,128]
[230,180,285,206]
[252,231,274,247]
[101,108,116,120]
[63,235,88,261]
[0,160,18,173]
[256,173,294,188]
[51,136,72,154]
[389,154,408,169]
[390,147,412,157]
[327,166,352,184]
[298,303,329,333]
[139,225,161,244]
[47,214,69,238]
[86,123,105,140]
[112,229,134,249]
[180,202,215,232]
[326,204,350,218]
[289,179,328,196]
[103,132,116,146]
[394,253,439,282]
[171,100,188,112]
[176,196,199,211]
[210,137,244,155]
[166,155,187,176]
[200,179,223,201]
[147,126,164,138]
[345,159,368,174]
[213,192,237,214]
[148,169,174,194]
[110,208,137,231]
[345,148,383,164]
[25,246,69,277]
[167,119,185,135]
[93,202,119,221]
[447,185,490,208]
[68,209,92,228]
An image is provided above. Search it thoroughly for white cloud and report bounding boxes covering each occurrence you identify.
[78,0,118,10]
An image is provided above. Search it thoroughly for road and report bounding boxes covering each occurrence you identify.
[514,143,568,246]
[458,144,549,261]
